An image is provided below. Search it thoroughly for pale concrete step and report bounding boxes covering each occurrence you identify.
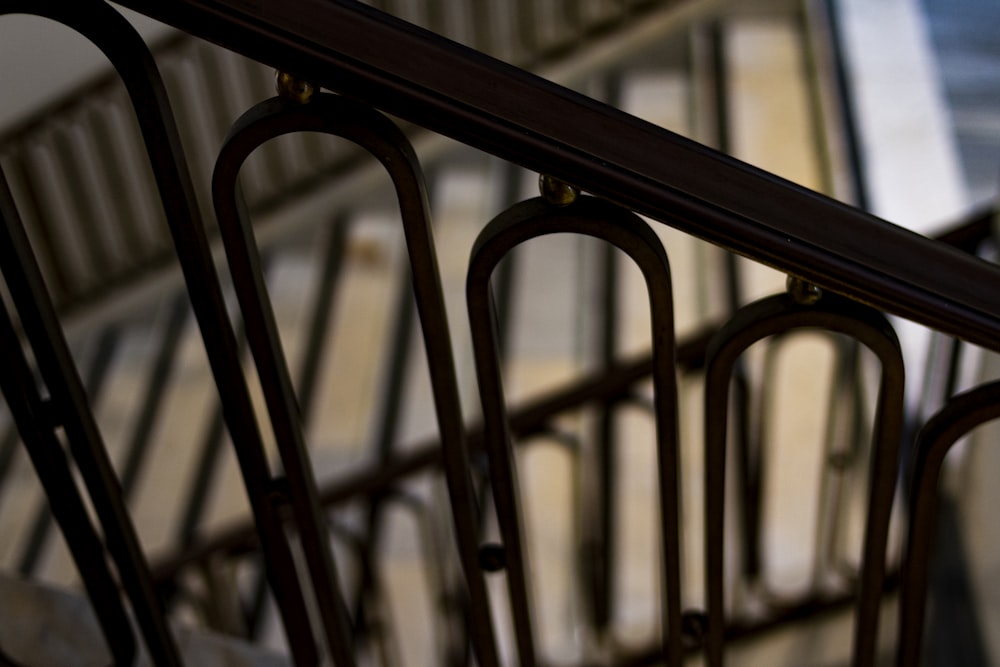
[0,572,289,666]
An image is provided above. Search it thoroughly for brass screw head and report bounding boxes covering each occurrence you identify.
[275,71,317,104]
[539,174,579,206]
[787,275,822,305]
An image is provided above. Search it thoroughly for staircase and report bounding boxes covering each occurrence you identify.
[0,0,990,665]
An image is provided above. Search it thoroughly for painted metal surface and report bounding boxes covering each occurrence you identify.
[0,0,998,665]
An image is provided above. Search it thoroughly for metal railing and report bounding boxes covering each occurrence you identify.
[1,0,998,665]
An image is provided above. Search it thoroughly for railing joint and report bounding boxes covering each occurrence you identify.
[787,275,823,305]
[539,174,580,206]
[275,71,318,104]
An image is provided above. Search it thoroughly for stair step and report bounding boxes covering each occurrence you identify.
[0,572,290,666]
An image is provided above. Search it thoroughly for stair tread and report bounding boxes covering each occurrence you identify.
[0,572,290,666]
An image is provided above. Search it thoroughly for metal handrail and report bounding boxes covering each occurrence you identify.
[114,0,1000,352]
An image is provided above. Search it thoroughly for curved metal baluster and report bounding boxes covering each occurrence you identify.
[212,91,498,666]
[352,265,416,637]
[240,220,350,638]
[704,289,903,667]
[0,295,136,664]
[17,326,119,576]
[1,2,319,663]
[0,147,180,663]
[897,381,1000,667]
[467,194,682,666]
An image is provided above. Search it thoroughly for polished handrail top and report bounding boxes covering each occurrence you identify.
[111,0,1000,351]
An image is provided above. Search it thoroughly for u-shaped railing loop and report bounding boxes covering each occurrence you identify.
[467,192,683,666]
[897,381,1000,667]
[212,90,500,666]
[703,287,904,667]
[0,2,206,663]
[181,222,346,640]
[2,2,329,664]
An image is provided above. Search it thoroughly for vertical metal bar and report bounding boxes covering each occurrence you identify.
[5,149,72,305]
[0,155,181,663]
[469,3,495,58]
[239,220,350,638]
[169,258,265,632]
[0,426,19,505]
[585,70,624,641]
[812,336,866,584]
[352,266,416,641]
[810,0,872,211]
[515,0,540,57]
[703,20,745,316]
[17,326,120,576]
[49,124,115,281]
[174,375,239,549]
[586,238,620,638]
[703,20,762,592]
[491,160,524,362]
[117,294,190,497]
[85,100,148,262]
[898,381,1000,667]
[294,219,350,424]
[238,219,350,638]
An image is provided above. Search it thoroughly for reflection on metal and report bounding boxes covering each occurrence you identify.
[786,275,823,305]
[275,71,318,104]
[538,174,580,206]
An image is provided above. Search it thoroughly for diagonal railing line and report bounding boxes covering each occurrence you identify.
[113,0,1000,352]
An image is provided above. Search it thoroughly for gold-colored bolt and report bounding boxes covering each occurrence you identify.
[275,71,317,104]
[539,174,579,206]
[787,275,822,305]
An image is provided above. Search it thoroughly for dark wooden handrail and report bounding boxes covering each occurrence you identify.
[111,0,1000,352]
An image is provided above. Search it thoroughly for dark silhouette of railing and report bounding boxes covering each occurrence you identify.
[1,0,998,665]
